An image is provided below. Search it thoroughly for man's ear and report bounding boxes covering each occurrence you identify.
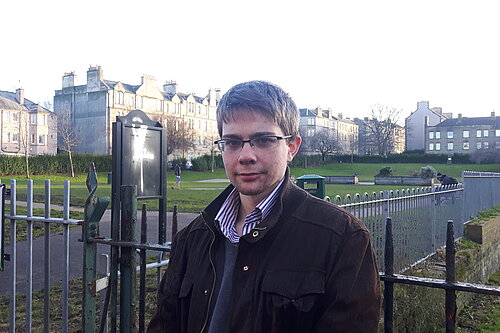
[287,136,302,163]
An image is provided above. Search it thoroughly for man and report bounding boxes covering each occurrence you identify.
[148,81,381,333]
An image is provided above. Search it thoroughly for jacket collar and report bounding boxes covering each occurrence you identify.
[198,167,308,242]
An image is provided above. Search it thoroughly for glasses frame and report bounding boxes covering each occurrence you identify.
[214,135,292,152]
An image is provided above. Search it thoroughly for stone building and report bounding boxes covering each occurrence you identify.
[425,112,500,154]
[299,108,358,154]
[0,88,57,155]
[54,66,219,158]
[405,101,448,151]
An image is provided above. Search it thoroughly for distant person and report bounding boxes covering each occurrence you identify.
[437,172,458,185]
[149,80,381,333]
[173,163,182,189]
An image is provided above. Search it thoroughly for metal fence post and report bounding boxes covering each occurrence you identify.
[120,185,138,332]
[26,180,33,332]
[445,220,456,333]
[384,217,394,333]
[44,179,51,333]
[9,179,16,333]
[83,165,110,333]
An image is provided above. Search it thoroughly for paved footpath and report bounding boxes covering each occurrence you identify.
[0,202,198,295]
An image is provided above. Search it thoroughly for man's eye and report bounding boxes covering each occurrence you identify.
[225,140,241,147]
[255,137,274,145]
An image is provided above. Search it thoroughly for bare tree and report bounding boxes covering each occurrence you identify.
[164,115,196,158]
[304,128,338,162]
[57,109,81,177]
[364,104,403,155]
[17,110,31,178]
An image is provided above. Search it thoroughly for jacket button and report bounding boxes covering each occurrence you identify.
[204,289,209,295]
[243,265,249,271]
[252,231,259,237]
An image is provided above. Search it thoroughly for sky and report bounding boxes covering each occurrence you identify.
[1,0,499,123]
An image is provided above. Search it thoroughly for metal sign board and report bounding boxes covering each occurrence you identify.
[114,110,166,199]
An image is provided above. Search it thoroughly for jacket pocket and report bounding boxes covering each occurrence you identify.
[262,270,325,312]
[179,275,194,299]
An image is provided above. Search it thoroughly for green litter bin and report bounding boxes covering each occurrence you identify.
[107,172,112,185]
[296,174,326,200]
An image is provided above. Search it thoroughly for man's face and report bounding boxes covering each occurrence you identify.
[221,111,301,203]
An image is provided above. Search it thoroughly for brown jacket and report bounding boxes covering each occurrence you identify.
[148,175,381,333]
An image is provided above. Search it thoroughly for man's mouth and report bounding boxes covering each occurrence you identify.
[236,172,264,180]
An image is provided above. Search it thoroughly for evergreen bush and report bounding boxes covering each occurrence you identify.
[0,154,112,176]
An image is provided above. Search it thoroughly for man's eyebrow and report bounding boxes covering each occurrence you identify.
[222,132,276,139]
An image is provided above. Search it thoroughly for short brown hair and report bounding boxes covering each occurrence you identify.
[216,81,299,138]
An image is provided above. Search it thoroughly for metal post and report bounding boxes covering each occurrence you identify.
[445,220,456,333]
[172,205,178,239]
[384,217,394,333]
[139,204,147,333]
[82,164,110,333]
[9,179,16,333]
[62,180,70,333]
[44,179,51,333]
[120,185,138,332]
[26,180,33,332]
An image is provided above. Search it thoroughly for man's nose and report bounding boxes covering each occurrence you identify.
[238,141,257,162]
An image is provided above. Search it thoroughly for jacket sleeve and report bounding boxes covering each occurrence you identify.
[147,233,185,333]
[316,228,381,333]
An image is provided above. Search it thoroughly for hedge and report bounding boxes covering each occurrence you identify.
[0,154,111,176]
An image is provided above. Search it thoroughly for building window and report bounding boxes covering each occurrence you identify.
[31,134,36,144]
[3,112,10,122]
[463,142,469,150]
[496,142,500,149]
[496,129,500,137]
[136,96,143,108]
[307,118,315,125]
[484,130,489,137]
[4,132,10,142]
[429,143,434,151]
[12,112,19,122]
[435,143,441,151]
[306,128,315,137]
[484,142,489,149]
[476,130,482,138]
[436,131,441,139]
[429,132,434,139]
[38,135,45,145]
[12,133,19,143]
[447,142,453,150]
[30,114,37,124]
[477,142,482,149]
[463,130,469,138]
[447,131,453,139]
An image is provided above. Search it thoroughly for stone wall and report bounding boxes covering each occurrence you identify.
[386,216,500,332]
[324,175,358,184]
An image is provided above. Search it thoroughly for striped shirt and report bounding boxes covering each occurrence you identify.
[215,177,285,243]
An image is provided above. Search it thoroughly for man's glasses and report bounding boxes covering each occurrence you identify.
[214,135,292,153]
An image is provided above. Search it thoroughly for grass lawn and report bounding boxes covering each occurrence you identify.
[2,162,500,213]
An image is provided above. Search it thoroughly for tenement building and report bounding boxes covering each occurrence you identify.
[405,101,448,151]
[299,108,359,154]
[0,88,57,155]
[425,112,500,154]
[54,66,219,158]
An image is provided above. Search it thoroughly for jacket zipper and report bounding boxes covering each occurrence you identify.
[200,220,217,333]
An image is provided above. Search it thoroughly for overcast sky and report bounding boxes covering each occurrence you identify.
[2,0,499,122]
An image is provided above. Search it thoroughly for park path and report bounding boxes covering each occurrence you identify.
[0,203,197,295]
